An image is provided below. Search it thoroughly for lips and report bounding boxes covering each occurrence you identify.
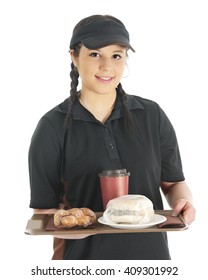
[95,76,114,83]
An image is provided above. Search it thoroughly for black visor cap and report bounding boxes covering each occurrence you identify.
[70,19,135,52]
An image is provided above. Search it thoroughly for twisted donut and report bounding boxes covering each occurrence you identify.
[54,207,96,228]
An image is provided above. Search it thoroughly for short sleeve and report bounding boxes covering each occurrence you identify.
[28,116,63,208]
[159,107,185,182]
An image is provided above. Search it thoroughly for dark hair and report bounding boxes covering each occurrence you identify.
[65,15,135,133]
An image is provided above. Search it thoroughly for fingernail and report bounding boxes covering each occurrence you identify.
[171,212,178,217]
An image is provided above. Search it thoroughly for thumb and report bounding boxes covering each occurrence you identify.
[171,199,186,216]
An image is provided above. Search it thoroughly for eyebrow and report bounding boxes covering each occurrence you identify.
[113,50,126,53]
[87,48,126,53]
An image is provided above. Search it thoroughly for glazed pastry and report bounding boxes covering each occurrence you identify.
[61,215,77,228]
[54,207,96,228]
[81,207,97,223]
[103,195,154,224]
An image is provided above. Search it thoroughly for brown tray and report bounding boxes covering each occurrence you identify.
[24,210,188,235]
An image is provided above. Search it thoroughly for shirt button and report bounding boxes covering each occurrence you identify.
[109,143,114,149]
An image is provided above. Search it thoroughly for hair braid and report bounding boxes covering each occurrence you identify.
[117,83,136,134]
[64,62,79,128]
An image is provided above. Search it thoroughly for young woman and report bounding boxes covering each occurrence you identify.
[28,14,195,259]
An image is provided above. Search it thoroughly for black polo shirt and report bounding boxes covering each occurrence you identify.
[29,93,185,259]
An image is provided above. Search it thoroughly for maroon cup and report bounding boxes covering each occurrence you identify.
[98,169,130,210]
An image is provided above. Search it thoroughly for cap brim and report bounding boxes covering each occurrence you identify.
[82,36,135,52]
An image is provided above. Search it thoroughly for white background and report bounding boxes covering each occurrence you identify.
[0,0,208,279]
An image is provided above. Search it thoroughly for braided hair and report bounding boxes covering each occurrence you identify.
[64,44,81,128]
[117,83,136,134]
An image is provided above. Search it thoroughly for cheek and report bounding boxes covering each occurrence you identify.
[116,64,126,79]
[78,67,96,88]
[78,64,92,80]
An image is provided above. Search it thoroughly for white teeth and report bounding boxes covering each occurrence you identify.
[100,77,111,80]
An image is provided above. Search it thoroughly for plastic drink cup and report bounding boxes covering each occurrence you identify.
[98,169,130,210]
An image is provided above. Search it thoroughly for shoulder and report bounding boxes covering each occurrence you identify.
[126,94,173,131]
[42,98,68,130]
[126,93,161,114]
[43,98,68,126]
[31,98,69,146]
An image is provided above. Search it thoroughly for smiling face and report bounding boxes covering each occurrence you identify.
[70,45,127,96]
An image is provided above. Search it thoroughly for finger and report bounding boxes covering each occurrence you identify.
[53,233,96,239]
[172,199,196,225]
[171,199,187,216]
[182,206,196,225]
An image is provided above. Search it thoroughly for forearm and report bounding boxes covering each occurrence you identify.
[161,181,195,224]
[161,181,193,208]
[33,208,58,214]
[33,203,65,214]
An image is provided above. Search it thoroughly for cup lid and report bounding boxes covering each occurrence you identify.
[98,169,130,177]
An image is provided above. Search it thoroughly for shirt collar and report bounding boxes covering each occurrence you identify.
[55,93,144,122]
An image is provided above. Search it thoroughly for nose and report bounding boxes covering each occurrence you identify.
[99,57,112,71]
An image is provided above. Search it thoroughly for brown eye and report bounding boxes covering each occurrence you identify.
[89,52,100,57]
[113,54,122,60]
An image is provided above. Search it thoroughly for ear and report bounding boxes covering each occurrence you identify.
[70,50,78,67]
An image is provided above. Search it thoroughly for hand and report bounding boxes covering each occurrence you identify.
[172,199,196,225]
[54,233,96,239]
